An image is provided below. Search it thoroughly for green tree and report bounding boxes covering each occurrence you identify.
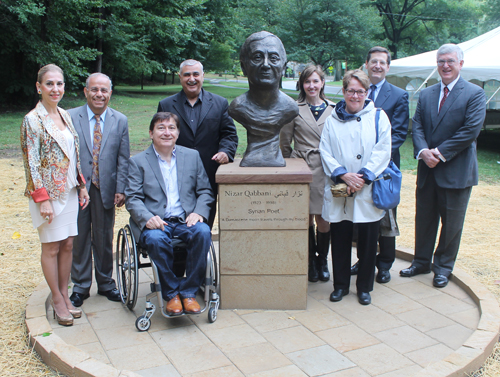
[371,0,483,59]
[484,0,500,28]
[275,0,382,68]
[0,0,98,103]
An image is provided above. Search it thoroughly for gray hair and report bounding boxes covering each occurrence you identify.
[85,73,113,90]
[437,44,464,61]
[180,59,204,72]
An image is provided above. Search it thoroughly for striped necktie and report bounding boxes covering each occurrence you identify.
[439,86,449,113]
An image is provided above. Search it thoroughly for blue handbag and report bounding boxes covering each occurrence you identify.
[372,109,402,210]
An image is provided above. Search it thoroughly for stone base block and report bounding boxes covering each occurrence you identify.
[220,230,307,275]
[221,275,307,310]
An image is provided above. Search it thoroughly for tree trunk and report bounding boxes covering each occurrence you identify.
[96,8,104,72]
[141,72,144,90]
[334,60,342,81]
[171,72,175,84]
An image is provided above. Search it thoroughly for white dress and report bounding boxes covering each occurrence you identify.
[29,126,79,243]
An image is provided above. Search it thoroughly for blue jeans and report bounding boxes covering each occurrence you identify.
[139,221,210,301]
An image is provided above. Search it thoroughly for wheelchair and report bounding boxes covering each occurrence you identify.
[115,224,220,331]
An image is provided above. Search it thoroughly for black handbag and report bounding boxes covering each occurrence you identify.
[372,109,402,210]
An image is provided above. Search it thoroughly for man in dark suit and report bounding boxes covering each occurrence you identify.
[351,46,409,283]
[400,44,486,288]
[69,73,130,306]
[125,112,214,315]
[157,59,238,227]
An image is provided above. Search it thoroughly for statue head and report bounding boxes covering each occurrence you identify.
[240,31,287,89]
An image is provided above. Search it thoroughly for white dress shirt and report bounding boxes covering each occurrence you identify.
[152,146,185,219]
[368,79,385,103]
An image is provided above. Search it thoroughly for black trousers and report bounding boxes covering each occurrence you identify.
[331,220,380,293]
[414,171,472,277]
[377,220,396,271]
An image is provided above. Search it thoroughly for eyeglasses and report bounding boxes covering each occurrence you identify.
[345,89,367,97]
[437,59,457,66]
[368,59,388,67]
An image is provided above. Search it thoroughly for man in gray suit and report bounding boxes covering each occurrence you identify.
[125,112,214,315]
[400,44,486,288]
[69,73,130,306]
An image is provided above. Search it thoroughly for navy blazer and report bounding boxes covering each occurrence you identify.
[412,77,486,189]
[374,80,409,168]
[157,89,238,192]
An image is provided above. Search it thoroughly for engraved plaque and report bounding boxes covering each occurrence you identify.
[219,183,309,230]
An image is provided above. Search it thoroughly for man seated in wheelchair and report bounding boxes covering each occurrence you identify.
[125,112,214,316]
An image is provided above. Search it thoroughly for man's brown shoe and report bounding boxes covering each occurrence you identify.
[182,298,201,314]
[166,295,183,316]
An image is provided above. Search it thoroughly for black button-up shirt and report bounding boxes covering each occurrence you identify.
[180,90,203,134]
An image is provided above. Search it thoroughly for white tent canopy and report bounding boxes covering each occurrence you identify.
[387,26,500,83]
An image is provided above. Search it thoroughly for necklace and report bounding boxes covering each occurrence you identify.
[308,101,327,117]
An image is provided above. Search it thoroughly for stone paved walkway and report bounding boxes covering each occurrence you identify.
[26,246,500,377]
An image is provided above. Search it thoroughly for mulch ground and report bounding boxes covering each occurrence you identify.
[0,157,498,376]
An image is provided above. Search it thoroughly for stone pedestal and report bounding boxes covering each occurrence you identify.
[216,158,312,310]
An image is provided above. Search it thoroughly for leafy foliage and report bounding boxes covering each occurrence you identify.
[0,0,494,105]
[275,0,382,68]
[370,0,484,58]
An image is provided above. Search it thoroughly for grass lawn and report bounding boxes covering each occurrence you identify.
[3,84,498,183]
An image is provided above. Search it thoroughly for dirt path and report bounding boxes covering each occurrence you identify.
[0,158,498,376]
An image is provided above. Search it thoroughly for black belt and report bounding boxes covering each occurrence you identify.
[164,216,184,223]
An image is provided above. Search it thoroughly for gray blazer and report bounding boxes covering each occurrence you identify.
[412,77,486,189]
[69,105,130,209]
[125,144,214,240]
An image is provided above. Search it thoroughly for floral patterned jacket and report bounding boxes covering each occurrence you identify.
[21,102,86,202]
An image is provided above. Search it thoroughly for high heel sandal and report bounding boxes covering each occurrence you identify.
[51,302,73,326]
[68,307,82,319]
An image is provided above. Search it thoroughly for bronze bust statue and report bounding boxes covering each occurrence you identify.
[229,31,299,167]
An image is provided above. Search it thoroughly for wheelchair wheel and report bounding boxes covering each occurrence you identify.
[208,307,217,323]
[116,225,139,310]
[135,315,151,332]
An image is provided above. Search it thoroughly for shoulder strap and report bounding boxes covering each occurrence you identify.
[375,108,381,143]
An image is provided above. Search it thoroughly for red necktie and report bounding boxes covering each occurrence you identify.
[439,86,449,113]
[92,115,102,189]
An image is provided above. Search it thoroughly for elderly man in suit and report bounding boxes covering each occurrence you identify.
[69,73,130,307]
[400,44,486,288]
[351,46,410,284]
[125,112,214,315]
[157,59,238,228]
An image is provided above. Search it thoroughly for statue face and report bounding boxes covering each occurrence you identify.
[244,36,284,88]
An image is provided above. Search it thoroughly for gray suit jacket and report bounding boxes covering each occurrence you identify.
[69,105,130,209]
[125,144,214,240]
[412,77,486,189]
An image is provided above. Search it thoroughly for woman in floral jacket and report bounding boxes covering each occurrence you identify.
[21,64,89,326]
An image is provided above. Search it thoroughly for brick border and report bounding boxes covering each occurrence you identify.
[25,282,141,377]
[25,247,500,377]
